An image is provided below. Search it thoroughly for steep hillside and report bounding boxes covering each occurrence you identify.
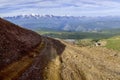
[0,18,120,80]
[0,18,43,70]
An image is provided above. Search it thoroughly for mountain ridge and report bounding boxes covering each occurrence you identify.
[4,15,120,32]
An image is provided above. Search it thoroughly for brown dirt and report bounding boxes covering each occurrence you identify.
[0,18,42,70]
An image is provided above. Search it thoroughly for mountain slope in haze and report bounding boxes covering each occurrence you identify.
[0,18,120,80]
[4,15,120,32]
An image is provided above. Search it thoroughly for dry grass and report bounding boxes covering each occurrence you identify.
[59,40,120,80]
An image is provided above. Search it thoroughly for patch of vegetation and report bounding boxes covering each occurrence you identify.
[76,39,95,47]
[36,30,120,40]
[105,36,120,51]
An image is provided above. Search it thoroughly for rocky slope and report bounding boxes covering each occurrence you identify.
[0,18,120,80]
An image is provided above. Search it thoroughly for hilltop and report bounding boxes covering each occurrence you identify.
[0,18,120,80]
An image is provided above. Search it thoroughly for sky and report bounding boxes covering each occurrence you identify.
[0,0,120,17]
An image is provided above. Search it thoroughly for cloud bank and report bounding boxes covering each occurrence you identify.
[0,0,120,17]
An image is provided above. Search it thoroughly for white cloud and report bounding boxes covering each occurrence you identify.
[0,0,120,17]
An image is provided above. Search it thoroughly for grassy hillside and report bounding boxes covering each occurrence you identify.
[105,36,120,51]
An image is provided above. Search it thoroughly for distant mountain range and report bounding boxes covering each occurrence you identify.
[3,14,120,32]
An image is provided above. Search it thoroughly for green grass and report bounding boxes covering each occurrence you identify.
[105,36,120,51]
[76,39,95,47]
[36,30,119,40]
